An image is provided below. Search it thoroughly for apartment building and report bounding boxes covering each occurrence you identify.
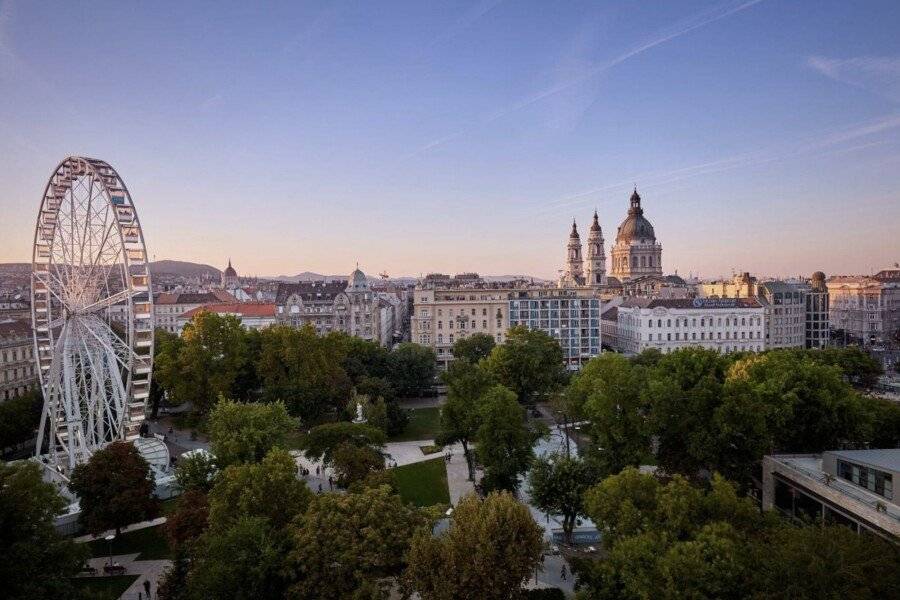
[0,320,38,402]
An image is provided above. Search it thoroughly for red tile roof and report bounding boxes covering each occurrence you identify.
[180,303,276,319]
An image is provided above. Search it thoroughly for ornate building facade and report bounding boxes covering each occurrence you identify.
[558,221,585,287]
[610,188,662,281]
[585,211,606,286]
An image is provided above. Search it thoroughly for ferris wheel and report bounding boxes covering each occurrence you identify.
[31,156,154,475]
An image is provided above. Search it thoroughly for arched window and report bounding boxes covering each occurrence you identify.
[648,256,653,267]
[632,256,638,268]
[640,256,646,267]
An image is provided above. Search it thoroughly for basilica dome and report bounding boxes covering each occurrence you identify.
[615,189,656,244]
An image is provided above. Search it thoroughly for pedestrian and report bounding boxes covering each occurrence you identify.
[143,579,151,598]
[316,465,320,476]
[318,483,323,493]
[328,476,333,490]
[560,564,568,581]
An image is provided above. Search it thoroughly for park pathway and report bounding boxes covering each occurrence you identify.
[79,553,171,600]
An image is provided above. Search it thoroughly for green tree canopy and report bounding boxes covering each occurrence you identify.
[208,448,312,531]
[388,342,437,398]
[813,346,883,389]
[483,326,565,403]
[330,442,385,488]
[303,421,387,465]
[155,312,252,413]
[404,492,543,600]
[452,332,496,364]
[475,384,542,492]
[0,389,42,454]
[572,353,652,475]
[186,515,290,600]
[0,461,87,600]
[69,441,159,535]
[437,360,495,479]
[256,325,353,420]
[527,453,600,544]
[208,398,295,467]
[175,450,218,493]
[287,485,428,599]
[164,489,210,552]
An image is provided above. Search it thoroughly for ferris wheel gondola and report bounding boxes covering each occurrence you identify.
[31,156,154,475]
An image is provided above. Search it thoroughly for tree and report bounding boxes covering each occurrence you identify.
[186,516,290,600]
[483,326,565,403]
[579,469,764,600]
[0,389,42,455]
[330,442,385,488]
[0,461,87,600]
[208,398,295,467]
[814,346,883,389]
[528,454,599,544]
[164,490,210,552]
[155,312,252,413]
[475,385,541,492]
[287,485,428,599]
[388,342,437,398]
[256,325,353,420]
[452,332,496,364]
[404,492,542,600]
[645,347,729,479]
[571,353,652,475]
[208,449,312,531]
[69,441,159,535]
[437,360,495,480]
[175,450,218,493]
[303,421,387,465]
[752,523,900,600]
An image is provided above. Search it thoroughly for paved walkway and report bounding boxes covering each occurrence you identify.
[79,553,171,600]
[74,517,168,543]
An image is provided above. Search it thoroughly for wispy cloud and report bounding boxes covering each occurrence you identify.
[412,0,765,155]
[428,0,505,50]
[808,55,900,102]
[528,112,900,218]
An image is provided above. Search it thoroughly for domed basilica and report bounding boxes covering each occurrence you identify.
[558,188,662,288]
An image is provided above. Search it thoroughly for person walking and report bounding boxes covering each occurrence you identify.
[143,579,151,599]
[560,564,568,581]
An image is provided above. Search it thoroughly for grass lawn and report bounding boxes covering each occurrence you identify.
[390,406,442,442]
[392,457,450,507]
[71,575,139,599]
[85,525,172,560]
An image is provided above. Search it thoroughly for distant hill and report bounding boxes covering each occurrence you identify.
[149,260,221,279]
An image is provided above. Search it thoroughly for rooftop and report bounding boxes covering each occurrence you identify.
[825,449,900,474]
[180,303,276,319]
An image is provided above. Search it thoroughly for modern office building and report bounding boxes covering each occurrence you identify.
[508,288,601,370]
[757,281,807,349]
[805,271,830,349]
[762,449,900,541]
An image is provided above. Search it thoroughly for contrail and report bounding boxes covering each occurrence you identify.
[412,0,766,156]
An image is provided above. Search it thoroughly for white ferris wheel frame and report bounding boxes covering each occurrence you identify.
[31,156,154,475]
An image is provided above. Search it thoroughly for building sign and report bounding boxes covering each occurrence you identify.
[692,297,743,309]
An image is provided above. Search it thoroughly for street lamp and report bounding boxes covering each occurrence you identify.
[105,533,116,567]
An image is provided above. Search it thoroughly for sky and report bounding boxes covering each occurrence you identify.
[1,0,899,280]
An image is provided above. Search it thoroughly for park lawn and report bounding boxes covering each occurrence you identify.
[85,524,172,560]
[392,457,450,507]
[390,406,442,442]
[71,575,139,599]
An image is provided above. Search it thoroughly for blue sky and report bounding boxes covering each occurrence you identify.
[1,0,898,279]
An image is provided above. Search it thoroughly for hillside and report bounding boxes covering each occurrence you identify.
[149,260,221,279]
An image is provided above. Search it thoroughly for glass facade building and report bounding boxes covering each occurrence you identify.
[508,292,601,370]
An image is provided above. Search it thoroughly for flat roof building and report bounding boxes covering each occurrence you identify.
[762,449,900,541]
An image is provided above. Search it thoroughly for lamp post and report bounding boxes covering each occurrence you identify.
[105,533,116,567]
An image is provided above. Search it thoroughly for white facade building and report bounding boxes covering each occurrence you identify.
[617,297,765,355]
